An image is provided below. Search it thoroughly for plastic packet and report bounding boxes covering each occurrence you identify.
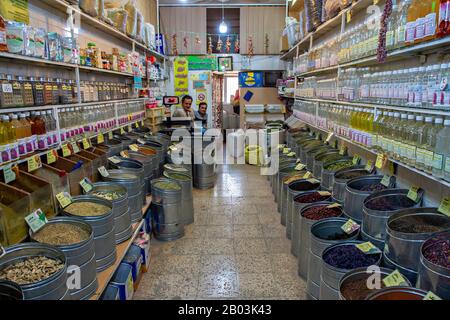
[47,32,62,62]
[34,28,47,59]
[6,21,25,54]
[24,25,35,56]
[124,0,137,38]
[62,37,75,63]
[107,8,128,33]
[145,23,155,49]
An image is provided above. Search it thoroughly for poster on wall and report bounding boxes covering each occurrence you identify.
[196,90,207,106]
[187,56,218,71]
[0,0,29,24]
[174,57,189,105]
[239,72,263,88]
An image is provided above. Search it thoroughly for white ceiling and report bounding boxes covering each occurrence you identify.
[159,0,286,5]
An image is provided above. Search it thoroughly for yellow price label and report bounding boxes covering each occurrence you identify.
[128,125,132,132]
[47,149,58,164]
[108,156,122,164]
[278,144,285,150]
[135,122,140,128]
[287,152,296,157]
[407,185,420,202]
[129,144,139,152]
[141,119,145,127]
[120,151,129,158]
[120,127,125,135]
[438,197,450,217]
[326,132,334,143]
[318,191,331,196]
[355,241,381,254]
[283,148,291,154]
[373,0,379,4]
[423,291,442,300]
[376,153,387,169]
[79,178,93,193]
[327,203,342,209]
[365,160,373,172]
[352,154,361,165]
[108,131,113,140]
[306,178,320,184]
[56,192,72,208]
[341,219,360,234]
[346,10,352,23]
[303,171,312,179]
[62,144,71,157]
[169,145,177,152]
[97,133,104,144]
[71,142,80,154]
[383,270,408,287]
[295,163,306,171]
[380,175,391,187]
[82,138,90,150]
[27,155,42,172]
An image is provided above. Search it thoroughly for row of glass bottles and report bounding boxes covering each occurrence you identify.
[117,101,146,125]
[293,100,450,181]
[79,81,132,103]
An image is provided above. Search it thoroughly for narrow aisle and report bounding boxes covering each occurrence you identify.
[134,163,307,300]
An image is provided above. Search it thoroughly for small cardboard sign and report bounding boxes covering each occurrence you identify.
[82,138,91,150]
[355,241,382,255]
[3,165,16,183]
[25,208,48,233]
[438,197,450,217]
[56,192,72,209]
[380,175,391,187]
[98,166,109,177]
[62,144,71,157]
[27,155,42,172]
[97,133,105,144]
[382,270,408,287]
[47,149,58,164]
[407,185,420,203]
[80,178,93,193]
[341,219,360,234]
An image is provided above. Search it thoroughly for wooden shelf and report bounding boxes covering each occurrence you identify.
[0,52,77,69]
[89,195,152,300]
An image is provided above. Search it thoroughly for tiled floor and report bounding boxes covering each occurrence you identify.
[133,163,307,300]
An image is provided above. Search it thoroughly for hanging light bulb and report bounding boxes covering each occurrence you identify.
[219,3,227,34]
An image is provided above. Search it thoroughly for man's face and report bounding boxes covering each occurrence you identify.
[199,104,207,115]
[182,98,193,111]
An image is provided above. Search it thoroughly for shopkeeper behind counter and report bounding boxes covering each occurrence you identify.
[173,95,195,119]
[194,102,208,127]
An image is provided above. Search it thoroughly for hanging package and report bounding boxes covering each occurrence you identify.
[79,0,100,17]
[107,9,128,33]
[124,0,137,38]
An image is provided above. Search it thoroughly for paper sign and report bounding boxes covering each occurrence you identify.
[97,133,104,144]
[137,139,146,145]
[295,163,306,171]
[120,151,129,158]
[303,171,312,179]
[3,165,16,183]
[98,166,109,177]
[287,152,296,157]
[346,10,352,23]
[438,197,450,217]
[407,185,419,202]
[141,120,145,127]
[352,154,361,165]
[135,122,140,128]
[383,270,408,287]
[108,156,122,164]
[71,142,80,154]
[339,145,347,156]
[62,144,71,157]
[80,178,93,193]
[25,209,48,233]
[376,153,387,169]
[47,149,58,164]
[128,125,132,132]
[56,192,72,209]
[306,178,320,184]
[283,148,291,154]
[355,241,382,254]
[326,132,334,143]
[129,144,139,152]
[341,219,360,234]
[318,191,331,196]
[380,175,391,187]
[27,155,42,172]
[365,160,373,172]
[327,203,342,209]
[120,127,125,135]
[423,291,442,300]
[82,138,90,150]
[108,131,113,140]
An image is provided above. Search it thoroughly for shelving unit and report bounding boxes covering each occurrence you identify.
[89,195,151,300]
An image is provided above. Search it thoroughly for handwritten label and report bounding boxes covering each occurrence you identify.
[287,152,296,157]
[407,185,420,202]
[108,156,122,164]
[80,178,93,193]
[438,197,450,217]
[27,155,42,172]
[380,175,391,187]
[25,209,48,233]
[327,203,342,209]
[47,149,58,164]
[108,131,113,140]
[341,219,360,234]
[56,192,72,208]
[383,270,408,287]
[62,144,71,157]
[376,153,387,169]
[352,154,361,165]
[97,133,104,144]
[295,163,306,171]
[3,165,16,183]
[365,160,373,172]
[318,191,331,196]
[355,241,382,255]
[98,166,109,177]
[71,142,80,154]
[339,145,347,156]
[326,132,334,143]
[82,138,90,150]
[129,144,139,152]
[423,291,442,300]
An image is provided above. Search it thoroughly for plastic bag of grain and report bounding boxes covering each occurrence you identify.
[304,0,322,32]
[145,23,156,49]
[135,11,144,43]
[107,8,128,33]
[79,0,99,17]
[124,0,138,38]
[325,0,342,20]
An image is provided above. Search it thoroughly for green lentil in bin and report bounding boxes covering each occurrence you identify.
[122,244,143,283]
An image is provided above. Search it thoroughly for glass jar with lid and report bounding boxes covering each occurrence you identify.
[41,77,52,105]
[30,76,44,106]
[0,73,14,108]
[60,79,71,104]
[21,76,34,107]
[12,75,24,107]
[69,80,77,103]
[52,78,62,105]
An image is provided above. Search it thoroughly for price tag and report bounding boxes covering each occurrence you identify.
[108,131,113,140]
[97,133,105,144]
[283,147,291,154]
[71,142,80,154]
[382,270,408,287]
[120,151,129,158]
[47,149,58,164]
[438,197,450,217]
[137,139,146,145]
[129,144,139,152]
[79,177,93,193]
[287,152,296,157]
[352,154,361,165]
[303,171,312,179]
[407,185,420,202]
[339,145,347,156]
[27,155,42,172]
[120,127,125,135]
[295,163,306,171]
[108,156,122,164]
[82,138,90,150]
[365,160,373,172]
[327,203,342,209]
[62,144,71,157]
[423,291,442,300]
[306,178,320,184]
[128,125,132,132]
[380,175,391,187]
[318,191,331,196]
[388,162,395,176]
[346,10,352,23]
[278,144,285,150]
[25,208,48,233]
[135,122,140,128]
[341,219,360,234]
[98,166,109,177]
[296,158,301,164]
[326,132,334,143]
[141,119,145,127]
[56,192,72,209]
[3,165,16,184]
[355,241,382,255]
[376,153,387,169]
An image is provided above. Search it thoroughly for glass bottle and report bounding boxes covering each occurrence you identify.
[19,113,33,155]
[7,115,18,161]
[416,116,434,170]
[424,117,444,174]
[21,76,34,107]
[432,118,450,180]
[43,77,53,105]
